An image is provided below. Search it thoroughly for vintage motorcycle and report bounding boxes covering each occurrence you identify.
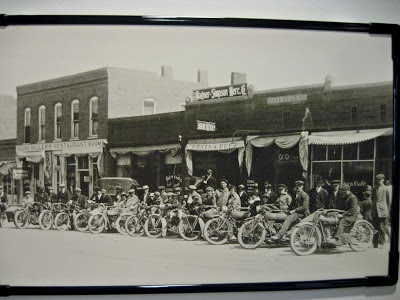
[87,204,126,234]
[203,206,250,245]
[125,203,158,237]
[178,204,217,241]
[290,208,375,256]
[237,204,288,249]
[13,202,49,229]
[38,202,68,230]
[114,204,140,235]
[54,202,82,231]
[73,201,100,232]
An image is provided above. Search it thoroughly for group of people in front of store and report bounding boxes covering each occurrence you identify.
[12,168,392,249]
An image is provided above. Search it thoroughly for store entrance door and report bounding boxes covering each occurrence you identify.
[79,171,90,197]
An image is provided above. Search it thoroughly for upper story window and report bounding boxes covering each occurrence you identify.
[71,100,79,139]
[24,108,31,143]
[351,106,357,121]
[54,103,62,140]
[143,98,156,115]
[38,105,46,142]
[89,97,99,137]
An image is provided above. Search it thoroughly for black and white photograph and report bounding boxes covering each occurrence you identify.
[0,14,396,291]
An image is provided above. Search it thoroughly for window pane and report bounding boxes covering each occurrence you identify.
[92,121,98,135]
[343,143,358,160]
[25,109,31,126]
[78,156,89,169]
[56,105,62,118]
[40,108,46,125]
[312,162,341,183]
[73,122,79,138]
[343,161,373,199]
[56,124,61,139]
[328,145,341,160]
[359,139,374,160]
[91,98,98,116]
[312,145,326,161]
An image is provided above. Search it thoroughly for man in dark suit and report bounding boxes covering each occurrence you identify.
[58,184,71,204]
[34,186,49,204]
[237,184,249,207]
[327,179,343,209]
[371,174,390,248]
[271,180,309,241]
[262,183,277,205]
[308,176,329,213]
[333,184,359,241]
[99,189,113,206]
[71,187,87,208]
[142,185,150,203]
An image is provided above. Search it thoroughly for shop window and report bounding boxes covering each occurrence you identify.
[312,145,326,161]
[312,162,341,183]
[343,143,358,160]
[116,153,132,178]
[71,100,79,139]
[54,103,62,140]
[78,156,89,170]
[359,139,374,160]
[283,111,290,126]
[351,106,357,121]
[376,136,393,159]
[343,161,374,197]
[89,97,99,137]
[38,105,46,141]
[143,98,156,115]
[327,145,341,160]
[380,104,386,120]
[24,108,31,143]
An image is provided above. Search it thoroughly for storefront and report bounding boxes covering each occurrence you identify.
[0,160,17,203]
[308,127,392,199]
[110,143,183,192]
[15,139,107,198]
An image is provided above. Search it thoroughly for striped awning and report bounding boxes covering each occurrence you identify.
[308,128,392,145]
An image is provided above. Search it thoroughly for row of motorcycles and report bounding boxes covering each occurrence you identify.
[4,199,376,256]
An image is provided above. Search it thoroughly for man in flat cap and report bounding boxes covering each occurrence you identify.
[273,184,292,213]
[262,183,276,205]
[333,183,359,242]
[308,176,329,213]
[358,185,372,222]
[199,169,217,191]
[58,183,71,204]
[157,186,168,204]
[186,185,202,210]
[271,180,309,241]
[327,179,343,209]
[34,186,49,205]
[99,188,113,206]
[237,184,249,207]
[71,187,87,208]
[115,185,123,202]
[142,185,150,204]
[215,178,230,208]
[371,174,390,248]
[125,188,139,208]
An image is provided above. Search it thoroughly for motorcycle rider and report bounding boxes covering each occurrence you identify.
[273,184,292,212]
[333,183,359,242]
[142,185,150,203]
[271,180,310,241]
[99,189,113,206]
[309,176,329,213]
[125,188,139,208]
[22,191,34,206]
[227,185,241,208]
[115,185,123,202]
[358,185,372,222]
[327,179,344,209]
[248,186,262,216]
[186,185,202,213]
[90,187,102,202]
[157,186,168,204]
[34,186,49,205]
[262,183,276,205]
[238,184,249,207]
[58,184,71,203]
[215,178,230,208]
[71,187,87,208]
[47,186,58,203]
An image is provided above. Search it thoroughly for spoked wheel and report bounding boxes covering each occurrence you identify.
[349,221,374,252]
[14,210,29,229]
[115,213,132,235]
[203,217,231,245]
[88,213,106,234]
[290,224,319,256]
[237,219,266,249]
[178,215,203,241]
[55,212,70,231]
[74,211,89,232]
[144,214,163,238]
[39,210,53,230]
[126,215,147,237]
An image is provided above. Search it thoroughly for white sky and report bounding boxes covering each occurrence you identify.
[0,25,392,97]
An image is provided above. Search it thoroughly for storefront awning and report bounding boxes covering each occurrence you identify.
[308,128,392,145]
[0,161,15,176]
[110,143,181,158]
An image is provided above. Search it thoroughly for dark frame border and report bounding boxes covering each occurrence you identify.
[0,14,398,296]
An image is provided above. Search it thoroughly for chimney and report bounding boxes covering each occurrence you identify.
[324,75,332,91]
[197,70,208,86]
[161,66,173,80]
[231,72,246,85]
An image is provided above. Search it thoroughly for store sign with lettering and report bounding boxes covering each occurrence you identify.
[197,120,216,132]
[267,94,307,104]
[186,140,244,151]
[193,84,247,101]
[12,168,29,180]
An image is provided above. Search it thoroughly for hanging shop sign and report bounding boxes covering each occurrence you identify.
[193,84,247,101]
[267,94,307,104]
[186,140,245,152]
[12,168,29,180]
[197,120,216,132]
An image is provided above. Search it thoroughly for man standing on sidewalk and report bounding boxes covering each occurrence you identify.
[371,174,390,248]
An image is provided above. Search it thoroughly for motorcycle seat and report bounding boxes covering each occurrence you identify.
[232,210,250,220]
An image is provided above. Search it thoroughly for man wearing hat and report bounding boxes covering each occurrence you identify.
[34,186,49,205]
[238,184,249,207]
[215,178,230,208]
[71,187,87,208]
[199,169,217,191]
[23,191,34,206]
[327,179,343,209]
[333,183,359,242]
[0,186,8,220]
[142,185,150,204]
[371,174,390,248]
[125,188,139,208]
[308,176,329,213]
[115,185,123,202]
[262,183,276,205]
[90,187,102,202]
[99,188,113,205]
[358,185,372,222]
[273,184,292,212]
[58,183,71,204]
[186,185,202,211]
[271,180,309,241]
[157,186,168,203]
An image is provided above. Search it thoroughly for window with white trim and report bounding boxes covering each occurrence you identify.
[24,108,31,143]
[54,103,62,140]
[89,97,99,137]
[71,100,79,139]
[143,98,156,115]
[38,105,46,141]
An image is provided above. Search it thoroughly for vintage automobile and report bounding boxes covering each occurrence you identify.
[97,177,140,200]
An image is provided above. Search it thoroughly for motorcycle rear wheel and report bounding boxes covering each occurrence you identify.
[74,211,89,232]
[290,224,319,256]
[55,212,70,231]
[179,215,202,241]
[349,220,374,252]
[88,213,105,234]
[144,214,163,238]
[126,215,147,237]
[203,217,231,245]
[14,210,29,229]
[39,210,53,230]
[237,219,266,249]
[115,213,132,235]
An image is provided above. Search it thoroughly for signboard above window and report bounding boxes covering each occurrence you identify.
[193,84,247,101]
[267,94,307,104]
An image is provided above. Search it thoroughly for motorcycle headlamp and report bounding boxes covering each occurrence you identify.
[222,206,228,212]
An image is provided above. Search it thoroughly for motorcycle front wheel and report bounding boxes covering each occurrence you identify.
[74,211,89,232]
[55,212,70,231]
[203,217,231,245]
[178,215,203,241]
[14,210,29,229]
[115,213,132,235]
[144,214,163,238]
[88,213,106,234]
[290,224,319,256]
[39,210,53,230]
[349,220,374,252]
[126,215,147,237]
[237,219,266,249]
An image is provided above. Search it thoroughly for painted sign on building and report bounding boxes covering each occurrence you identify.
[267,94,307,104]
[12,168,29,180]
[197,120,216,132]
[193,84,247,101]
